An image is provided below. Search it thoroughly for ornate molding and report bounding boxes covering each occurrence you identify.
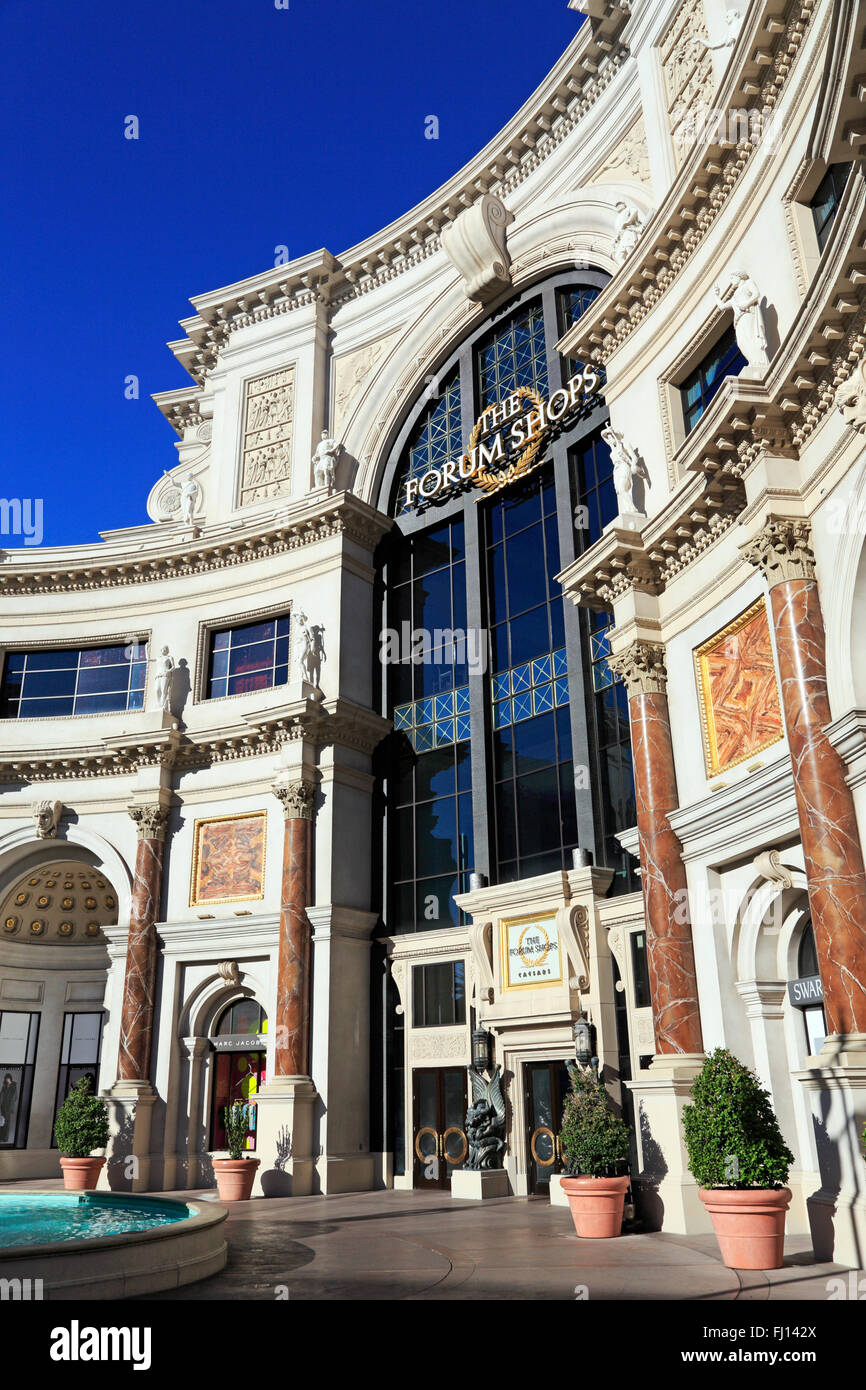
[128,804,170,842]
[217,960,242,987]
[272,779,316,821]
[740,516,816,586]
[607,640,668,697]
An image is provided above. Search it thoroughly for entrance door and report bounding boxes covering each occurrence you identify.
[524,1060,572,1195]
[412,1067,467,1190]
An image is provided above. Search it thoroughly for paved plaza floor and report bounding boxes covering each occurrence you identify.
[125,1187,860,1302]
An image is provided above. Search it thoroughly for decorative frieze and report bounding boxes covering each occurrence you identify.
[239,366,295,505]
[128,804,171,842]
[607,641,668,697]
[272,780,316,821]
[660,0,714,164]
[740,517,816,586]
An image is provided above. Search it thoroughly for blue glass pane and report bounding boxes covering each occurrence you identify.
[493,699,512,729]
[491,671,510,701]
[455,685,470,714]
[416,697,434,727]
[414,725,434,752]
[533,683,554,715]
[593,661,613,692]
[552,648,567,678]
[394,704,413,731]
[511,663,531,693]
[513,691,532,723]
[455,714,471,743]
[434,692,454,720]
[434,720,455,747]
[532,656,551,686]
[554,678,570,706]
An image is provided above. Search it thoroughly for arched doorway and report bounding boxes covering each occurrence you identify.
[0,859,118,1175]
[208,998,268,1153]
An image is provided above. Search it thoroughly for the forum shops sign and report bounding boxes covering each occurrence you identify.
[402,365,603,512]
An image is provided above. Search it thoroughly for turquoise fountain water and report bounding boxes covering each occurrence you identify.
[0,1192,188,1248]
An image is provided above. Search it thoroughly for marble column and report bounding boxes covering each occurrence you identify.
[608,641,704,1056]
[117,805,169,1081]
[742,518,866,1036]
[272,780,316,1077]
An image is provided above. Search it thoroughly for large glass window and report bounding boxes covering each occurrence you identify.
[810,162,853,252]
[0,1011,39,1149]
[395,369,463,518]
[477,298,548,407]
[52,1012,104,1145]
[680,324,747,435]
[1,644,148,719]
[571,427,616,551]
[630,930,652,1010]
[586,610,637,891]
[412,961,466,1027]
[207,615,290,699]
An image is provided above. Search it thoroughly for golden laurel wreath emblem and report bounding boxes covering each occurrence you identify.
[518,923,551,969]
[471,386,548,497]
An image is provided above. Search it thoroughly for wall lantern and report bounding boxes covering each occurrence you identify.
[573,1011,593,1069]
[472,1027,493,1073]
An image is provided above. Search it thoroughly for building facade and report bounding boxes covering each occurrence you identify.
[2,0,866,1264]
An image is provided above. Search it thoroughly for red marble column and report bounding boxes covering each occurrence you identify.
[273,780,316,1076]
[609,642,704,1055]
[743,518,866,1036]
[117,805,169,1082]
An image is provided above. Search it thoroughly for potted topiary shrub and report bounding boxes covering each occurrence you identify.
[558,1065,631,1238]
[213,1102,260,1202]
[683,1048,794,1270]
[54,1076,110,1190]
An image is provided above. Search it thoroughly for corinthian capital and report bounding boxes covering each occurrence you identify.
[740,516,815,585]
[128,804,170,841]
[606,641,668,696]
[273,779,316,821]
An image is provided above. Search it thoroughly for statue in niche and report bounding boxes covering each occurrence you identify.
[312,430,341,493]
[713,270,770,376]
[611,200,646,265]
[180,474,202,525]
[295,614,326,690]
[465,1065,506,1170]
[154,646,176,713]
[601,425,646,516]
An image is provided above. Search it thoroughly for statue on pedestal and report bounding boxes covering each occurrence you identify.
[154,646,176,713]
[465,1065,506,1170]
[312,430,341,493]
[713,269,770,376]
[295,614,326,690]
[601,425,646,517]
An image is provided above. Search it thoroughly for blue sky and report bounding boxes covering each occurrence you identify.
[0,0,580,548]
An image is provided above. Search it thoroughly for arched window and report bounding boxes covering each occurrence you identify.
[210,999,268,1152]
[375,272,638,936]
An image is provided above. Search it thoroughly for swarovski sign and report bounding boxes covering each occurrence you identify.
[402,364,603,511]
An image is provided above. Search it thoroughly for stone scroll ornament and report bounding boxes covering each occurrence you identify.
[440,194,514,304]
[465,1065,506,1170]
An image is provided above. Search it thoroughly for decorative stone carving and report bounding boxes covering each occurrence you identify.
[660,0,714,162]
[240,365,295,505]
[601,425,646,515]
[835,360,866,434]
[31,800,62,839]
[713,270,770,377]
[332,334,399,435]
[753,850,794,891]
[311,430,341,493]
[179,474,202,525]
[440,194,514,304]
[217,961,241,987]
[153,646,176,713]
[390,958,407,1016]
[128,804,170,842]
[740,517,816,586]
[607,641,668,697]
[465,1066,506,1170]
[272,779,316,821]
[611,200,647,265]
[695,6,742,52]
[410,1029,468,1062]
[591,116,651,187]
[295,614,326,690]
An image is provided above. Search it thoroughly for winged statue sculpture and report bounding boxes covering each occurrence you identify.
[465,1064,506,1170]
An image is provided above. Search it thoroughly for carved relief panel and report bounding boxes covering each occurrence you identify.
[660,0,714,164]
[239,365,295,505]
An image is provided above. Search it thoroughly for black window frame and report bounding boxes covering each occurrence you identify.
[0,1010,40,1150]
[205,613,291,701]
[51,1011,105,1148]
[810,162,854,253]
[679,322,748,436]
[412,960,467,1028]
[0,642,149,720]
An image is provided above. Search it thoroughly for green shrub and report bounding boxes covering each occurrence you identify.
[223,1102,252,1161]
[683,1048,793,1190]
[558,1065,631,1178]
[53,1077,110,1158]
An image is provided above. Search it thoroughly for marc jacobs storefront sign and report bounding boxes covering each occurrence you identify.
[403,365,602,511]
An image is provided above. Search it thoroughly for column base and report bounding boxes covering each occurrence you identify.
[253,1076,318,1197]
[626,1053,712,1235]
[451,1168,510,1201]
[101,1080,157,1193]
[796,1033,866,1267]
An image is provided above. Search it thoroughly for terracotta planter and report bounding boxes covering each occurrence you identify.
[699,1187,792,1269]
[59,1156,106,1191]
[560,1174,630,1238]
[213,1157,260,1202]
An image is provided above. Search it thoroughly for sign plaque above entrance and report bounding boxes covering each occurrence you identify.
[500,911,563,991]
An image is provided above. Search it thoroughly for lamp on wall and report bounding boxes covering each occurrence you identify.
[573,1011,596,1071]
[472,1027,493,1073]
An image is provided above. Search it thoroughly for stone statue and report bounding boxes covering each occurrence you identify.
[696,7,742,52]
[611,200,646,265]
[296,614,326,690]
[154,646,176,713]
[713,269,770,376]
[835,360,866,435]
[312,430,341,493]
[465,1064,506,1170]
[31,800,62,839]
[601,425,645,516]
[180,474,202,525]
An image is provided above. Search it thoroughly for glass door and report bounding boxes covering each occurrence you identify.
[412,1067,468,1189]
[524,1060,572,1195]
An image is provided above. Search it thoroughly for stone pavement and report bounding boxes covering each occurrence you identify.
[129,1188,861,1301]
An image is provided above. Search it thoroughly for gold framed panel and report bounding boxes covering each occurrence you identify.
[189,810,268,907]
[693,597,784,778]
[498,910,563,993]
